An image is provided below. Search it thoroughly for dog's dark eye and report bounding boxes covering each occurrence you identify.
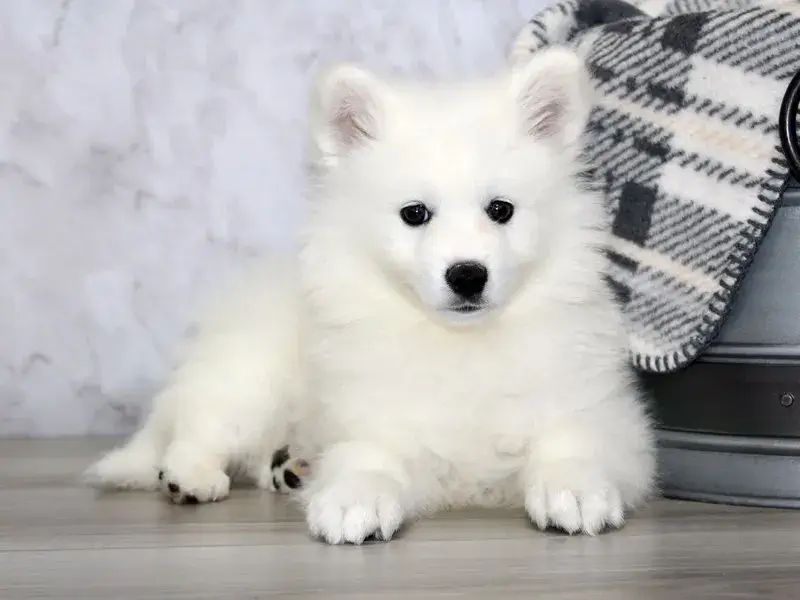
[485,198,515,224]
[399,202,431,227]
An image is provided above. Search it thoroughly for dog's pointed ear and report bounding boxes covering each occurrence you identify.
[310,63,387,162]
[510,48,593,149]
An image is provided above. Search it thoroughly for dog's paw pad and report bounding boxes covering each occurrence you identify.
[264,445,312,493]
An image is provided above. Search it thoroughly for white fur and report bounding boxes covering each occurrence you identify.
[85,48,656,542]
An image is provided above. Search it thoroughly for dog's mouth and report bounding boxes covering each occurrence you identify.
[451,304,482,313]
[445,301,487,315]
[436,301,493,325]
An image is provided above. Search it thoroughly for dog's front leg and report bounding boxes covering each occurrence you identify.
[521,403,655,535]
[301,441,409,545]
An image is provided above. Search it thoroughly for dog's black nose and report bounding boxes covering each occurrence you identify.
[445,261,488,299]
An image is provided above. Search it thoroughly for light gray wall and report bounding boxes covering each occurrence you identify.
[0,0,551,436]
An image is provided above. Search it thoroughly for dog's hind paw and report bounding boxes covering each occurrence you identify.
[259,445,312,493]
[158,448,231,504]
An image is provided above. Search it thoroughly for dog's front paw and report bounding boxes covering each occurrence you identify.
[524,464,624,536]
[305,473,404,545]
[159,454,230,505]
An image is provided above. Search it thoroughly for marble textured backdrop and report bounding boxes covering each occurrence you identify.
[0,0,550,437]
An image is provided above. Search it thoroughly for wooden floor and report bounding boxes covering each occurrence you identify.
[1,439,799,599]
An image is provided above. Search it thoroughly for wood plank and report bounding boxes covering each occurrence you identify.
[0,438,798,599]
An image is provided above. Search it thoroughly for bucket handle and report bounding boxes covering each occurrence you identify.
[779,69,800,182]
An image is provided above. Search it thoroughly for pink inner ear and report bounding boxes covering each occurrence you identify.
[331,94,374,148]
[528,98,563,138]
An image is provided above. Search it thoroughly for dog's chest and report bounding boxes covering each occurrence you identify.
[307,326,540,464]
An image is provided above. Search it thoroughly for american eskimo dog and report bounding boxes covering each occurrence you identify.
[86,47,656,544]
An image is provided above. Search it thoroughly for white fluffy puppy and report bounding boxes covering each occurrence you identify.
[86,47,656,544]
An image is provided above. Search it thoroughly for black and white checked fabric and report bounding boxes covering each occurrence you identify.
[511,0,800,372]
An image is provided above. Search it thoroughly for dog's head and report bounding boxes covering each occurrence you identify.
[307,49,595,325]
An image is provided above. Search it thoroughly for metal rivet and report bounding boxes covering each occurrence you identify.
[780,393,795,407]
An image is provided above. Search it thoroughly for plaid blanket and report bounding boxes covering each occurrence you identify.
[511,0,800,372]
